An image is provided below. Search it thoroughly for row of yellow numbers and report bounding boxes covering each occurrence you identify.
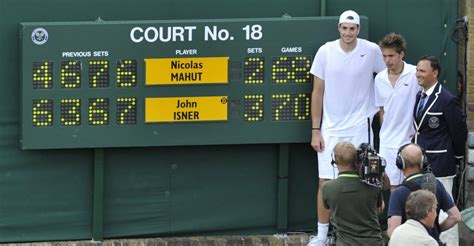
[32,97,136,127]
[243,93,311,122]
[32,60,137,89]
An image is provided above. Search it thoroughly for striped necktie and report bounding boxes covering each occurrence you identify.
[416,93,428,118]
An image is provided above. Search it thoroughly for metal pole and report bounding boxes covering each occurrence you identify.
[320,0,327,16]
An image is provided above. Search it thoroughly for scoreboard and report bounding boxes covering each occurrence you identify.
[20,17,366,149]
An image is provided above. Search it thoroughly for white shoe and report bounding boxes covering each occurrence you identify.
[307,236,327,246]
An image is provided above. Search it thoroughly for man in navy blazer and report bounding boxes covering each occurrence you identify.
[412,55,467,245]
[413,56,466,179]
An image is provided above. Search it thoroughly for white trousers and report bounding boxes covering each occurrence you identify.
[437,175,459,246]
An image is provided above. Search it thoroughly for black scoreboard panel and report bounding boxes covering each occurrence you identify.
[20,17,368,149]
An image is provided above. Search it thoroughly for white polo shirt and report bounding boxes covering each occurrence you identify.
[374,62,420,148]
[310,38,385,135]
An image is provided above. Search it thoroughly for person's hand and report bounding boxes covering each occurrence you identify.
[455,156,464,168]
[311,130,325,152]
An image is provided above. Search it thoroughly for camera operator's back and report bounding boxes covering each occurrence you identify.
[322,172,384,246]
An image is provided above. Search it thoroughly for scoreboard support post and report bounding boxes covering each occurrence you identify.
[277,144,289,231]
[92,148,104,241]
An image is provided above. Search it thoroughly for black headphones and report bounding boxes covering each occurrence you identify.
[331,150,337,167]
[395,143,428,170]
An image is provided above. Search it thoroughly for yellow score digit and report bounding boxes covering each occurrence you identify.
[32,99,53,126]
[116,97,137,125]
[89,61,109,88]
[272,57,289,84]
[60,99,81,126]
[243,95,264,122]
[32,62,53,89]
[294,94,311,120]
[244,57,264,84]
[272,94,291,120]
[61,61,81,88]
[88,98,109,125]
[117,60,137,87]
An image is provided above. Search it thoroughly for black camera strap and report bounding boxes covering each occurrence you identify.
[401,173,424,191]
[401,181,420,192]
[401,172,437,195]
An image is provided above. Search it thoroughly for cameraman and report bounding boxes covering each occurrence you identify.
[387,143,460,244]
[322,141,384,245]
